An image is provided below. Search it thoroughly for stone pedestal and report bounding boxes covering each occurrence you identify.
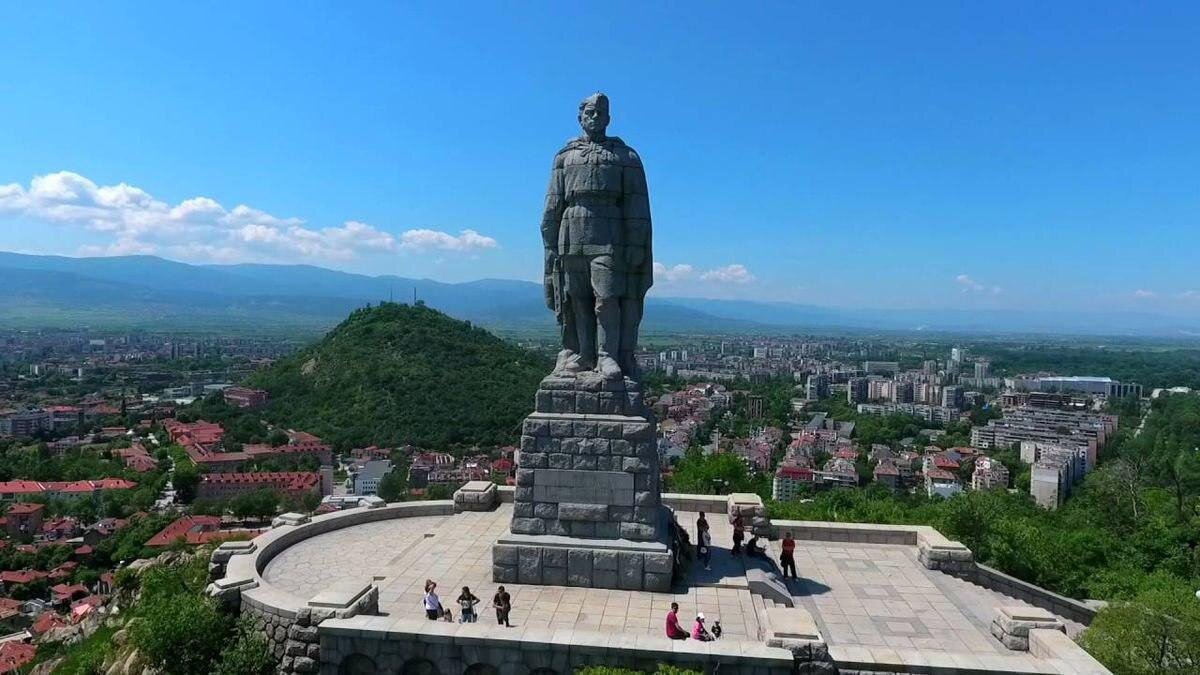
[454,480,497,512]
[990,606,1064,651]
[492,372,674,592]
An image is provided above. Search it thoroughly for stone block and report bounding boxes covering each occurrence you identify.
[622,457,651,473]
[610,506,633,521]
[582,438,609,454]
[543,565,567,586]
[598,392,620,414]
[621,522,656,540]
[546,519,571,536]
[493,545,519,566]
[572,455,597,470]
[573,421,597,438]
[524,418,549,437]
[535,390,553,411]
[548,453,572,469]
[634,491,654,506]
[593,568,618,588]
[643,572,670,592]
[551,392,575,413]
[515,469,536,486]
[558,502,608,521]
[549,420,574,437]
[511,517,545,535]
[514,487,533,502]
[618,552,644,590]
[543,547,568,568]
[594,522,619,538]
[520,435,536,453]
[644,552,673,574]
[595,456,613,471]
[533,502,558,519]
[569,521,596,537]
[535,436,560,453]
[524,451,549,468]
[597,421,623,438]
[518,547,543,584]
[594,549,619,571]
[623,422,652,440]
[576,392,599,414]
[610,439,632,455]
[513,501,533,518]
[567,549,593,586]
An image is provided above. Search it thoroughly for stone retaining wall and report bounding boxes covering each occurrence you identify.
[318,615,795,675]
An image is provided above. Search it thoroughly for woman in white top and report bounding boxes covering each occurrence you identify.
[424,581,442,620]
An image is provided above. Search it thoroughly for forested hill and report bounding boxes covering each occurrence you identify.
[248,302,550,449]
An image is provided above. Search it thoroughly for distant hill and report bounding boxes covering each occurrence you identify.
[0,251,1198,336]
[247,302,549,449]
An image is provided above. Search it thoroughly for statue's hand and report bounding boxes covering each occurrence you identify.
[625,247,644,267]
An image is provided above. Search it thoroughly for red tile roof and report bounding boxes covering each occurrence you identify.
[30,612,67,636]
[145,515,222,547]
[0,641,36,673]
[0,570,47,585]
[6,502,44,515]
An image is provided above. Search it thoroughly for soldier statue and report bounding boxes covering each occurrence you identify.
[542,92,653,380]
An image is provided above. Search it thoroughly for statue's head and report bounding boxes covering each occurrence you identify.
[578,92,610,141]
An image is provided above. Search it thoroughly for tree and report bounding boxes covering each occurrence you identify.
[230,489,279,520]
[1081,579,1200,674]
[131,560,233,675]
[668,449,756,495]
[377,470,407,502]
[173,462,201,503]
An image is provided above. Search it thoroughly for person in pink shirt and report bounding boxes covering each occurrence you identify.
[692,612,714,641]
[665,602,688,639]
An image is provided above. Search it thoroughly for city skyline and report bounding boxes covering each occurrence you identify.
[2,3,1199,316]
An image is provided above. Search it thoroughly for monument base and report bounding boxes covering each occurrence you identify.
[493,506,677,592]
[493,370,675,591]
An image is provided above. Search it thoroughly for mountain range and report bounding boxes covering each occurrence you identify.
[0,251,1197,337]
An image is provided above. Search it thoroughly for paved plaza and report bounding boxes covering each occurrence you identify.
[263,503,1079,660]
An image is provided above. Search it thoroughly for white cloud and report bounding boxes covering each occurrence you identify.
[0,170,498,264]
[1133,289,1157,298]
[398,228,498,253]
[652,262,696,282]
[1179,290,1199,299]
[700,264,756,284]
[955,274,1001,294]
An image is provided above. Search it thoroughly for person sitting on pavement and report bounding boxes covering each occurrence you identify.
[665,602,688,640]
[692,612,714,641]
[711,619,723,639]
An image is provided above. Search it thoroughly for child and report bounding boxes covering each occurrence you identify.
[711,619,723,639]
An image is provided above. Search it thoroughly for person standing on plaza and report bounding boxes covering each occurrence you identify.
[731,515,745,555]
[423,581,442,620]
[457,586,480,623]
[699,528,713,571]
[493,585,512,627]
[665,602,688,639]
[780,531,797,579]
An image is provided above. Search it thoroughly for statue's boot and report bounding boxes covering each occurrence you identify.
[554,349,584,375]
[618,350,639,379]
[596,352,623,380]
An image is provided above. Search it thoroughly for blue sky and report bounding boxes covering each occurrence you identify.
[1,2,1198,314]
